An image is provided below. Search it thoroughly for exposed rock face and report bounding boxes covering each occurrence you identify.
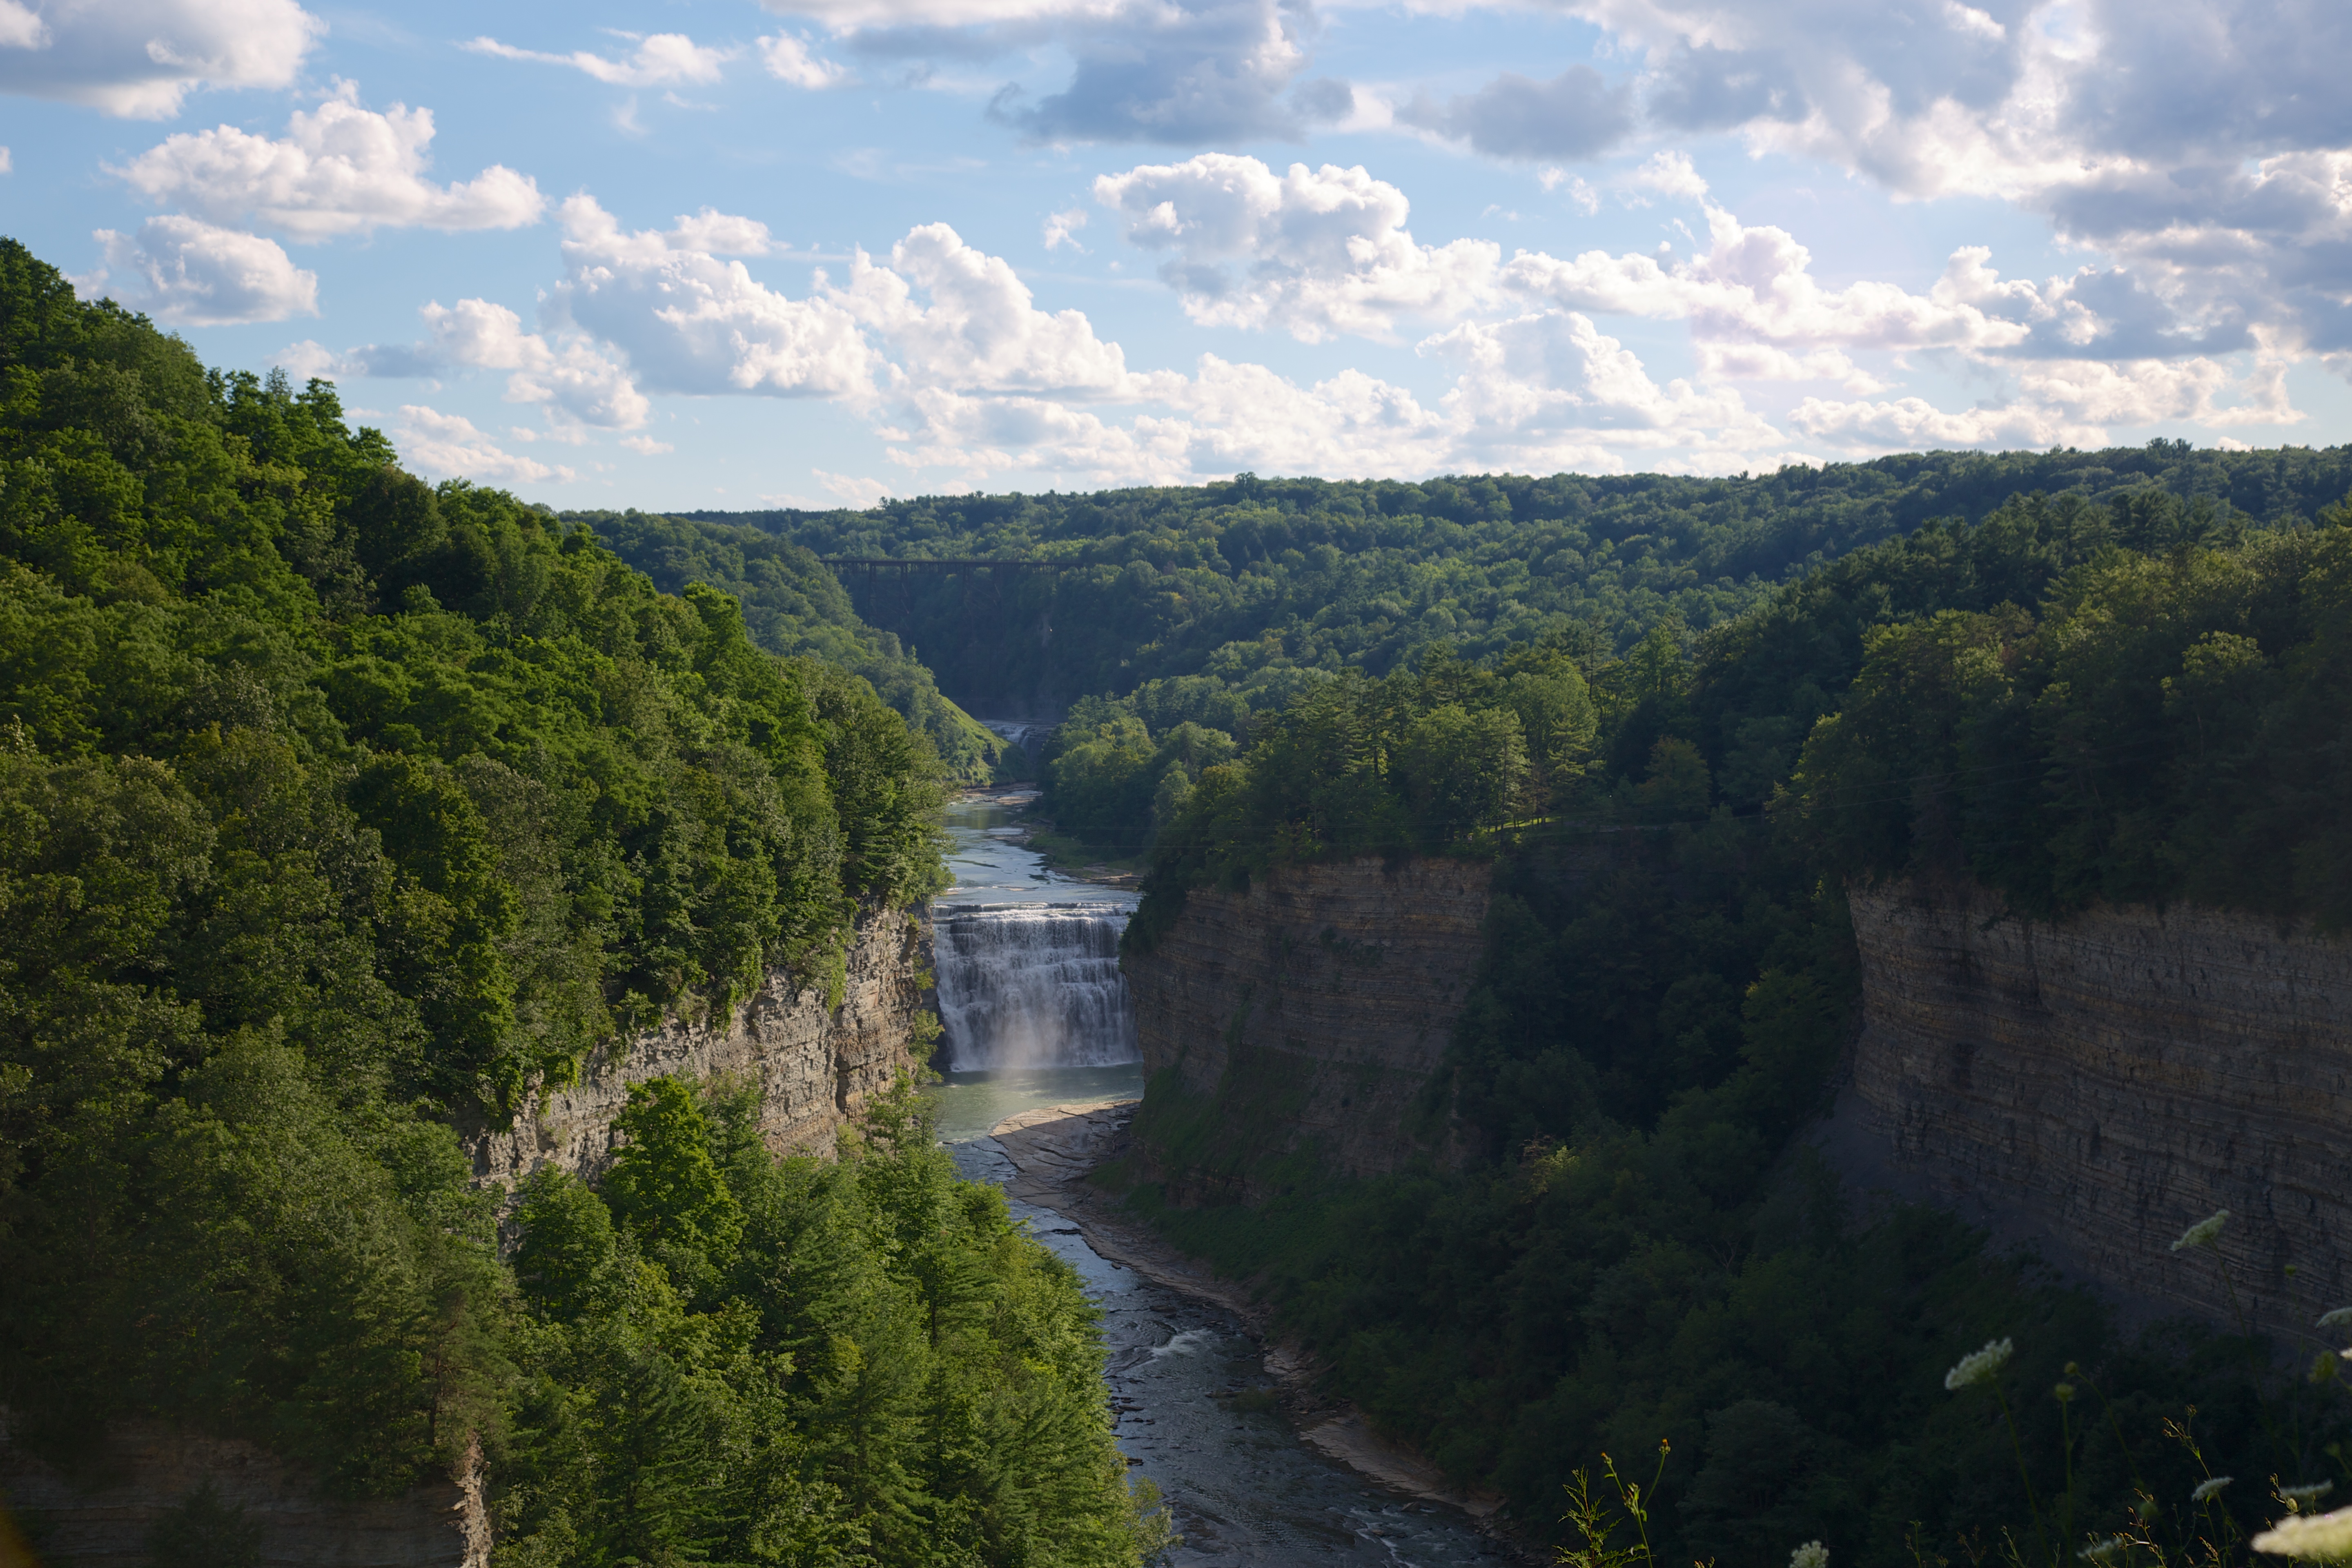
[1123,857,1493,1198]
[1848,876,2352,1337]
[0,1420,487,1568]
[471,904,935,1188]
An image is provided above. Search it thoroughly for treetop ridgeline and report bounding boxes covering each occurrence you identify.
[675,443,2352,715]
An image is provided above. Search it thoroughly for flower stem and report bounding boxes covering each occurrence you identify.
[1994,1381,2051,1565]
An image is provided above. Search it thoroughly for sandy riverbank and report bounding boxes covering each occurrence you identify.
[986,1099,1513,1529]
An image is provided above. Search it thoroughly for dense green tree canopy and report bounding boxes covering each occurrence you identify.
[0,237,1163,1568]
[688,447,2345,726]
[577,509,1017,785]
[1786,514,2352,927]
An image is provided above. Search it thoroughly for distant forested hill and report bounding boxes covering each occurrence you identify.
[684,445,2352,724]
[677,447,2349,858]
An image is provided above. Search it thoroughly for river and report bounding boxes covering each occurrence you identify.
[924,786,1508,1568]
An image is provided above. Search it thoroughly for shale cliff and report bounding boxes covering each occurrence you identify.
[1846,876,2352,1338]
[470,904,935,1189]
[1123,857,1492,1198]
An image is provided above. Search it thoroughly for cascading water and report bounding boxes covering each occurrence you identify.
[933,903,1138,1069]
[926,775,1498,1565]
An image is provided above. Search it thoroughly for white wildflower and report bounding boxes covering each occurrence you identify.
[2077,1537,2127,1564]
[2281,1480,2337,1509]
[2171,1209,2229,1251]
[1944,1337,2015,1390]
[1789,1542,1828,1568]
[2252,1504,2352,1559]
[2191,1476,2232,1503]
[2318,1307,2352,1329]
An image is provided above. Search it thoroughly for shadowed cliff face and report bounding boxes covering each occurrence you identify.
[469,906,937,1190]
[0,1421,488,1568]
[1849,877,2352,1339]
[1122,857,1494,1201]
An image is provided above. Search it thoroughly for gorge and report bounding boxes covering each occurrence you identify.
[7,251,2349,1568]
[1116,851,2352,1349]
[922,790,1508,1568]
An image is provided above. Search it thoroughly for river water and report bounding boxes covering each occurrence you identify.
[925,786,1506,1568]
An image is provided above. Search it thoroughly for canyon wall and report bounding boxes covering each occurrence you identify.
[1123,857,1492,1199]
[5,908,936,1565]
[0,1420,486,1568]
[1846,877,2352,1338]
[470,904,935,1189]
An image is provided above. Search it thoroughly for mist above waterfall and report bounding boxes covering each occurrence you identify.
[935,903,1139,1069]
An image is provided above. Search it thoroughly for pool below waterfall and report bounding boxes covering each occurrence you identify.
[924,781,1506,1568]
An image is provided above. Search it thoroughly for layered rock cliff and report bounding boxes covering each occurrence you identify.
[0,1419,487,1568]
[471,904,935,1188]
[1846,876,2352,1338]
[1122,857,1492,1199]
[6,909,936,1565]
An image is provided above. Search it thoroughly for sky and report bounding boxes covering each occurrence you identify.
[1,0,2347,508]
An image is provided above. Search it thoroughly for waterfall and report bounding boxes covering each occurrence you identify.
[933,902,1138,1069]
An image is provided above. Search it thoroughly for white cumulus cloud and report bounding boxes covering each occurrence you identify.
[438,159,2325,493]
[397,405,575,485]
[91,216,317,323]
[816,468,893,505]
[416,298,652,431]
[1499,209,2047,354]
[548,196,876,399]
[836,222,1152,395]
[760,0,1323,144]
[758,33,846,87]
[1424,308,1769,449]
[1094,154,1501,342]
[113,80,544,239]
[1791,356,2298,452]
[0,0,321,118]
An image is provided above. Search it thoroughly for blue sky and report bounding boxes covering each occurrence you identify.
[2,0,2346,508]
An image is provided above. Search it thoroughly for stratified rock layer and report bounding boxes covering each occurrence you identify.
[1124,857,1492,1197]
[470,904,935,1188]
[1849,877,2352,1336]
[0,1421,487,1568]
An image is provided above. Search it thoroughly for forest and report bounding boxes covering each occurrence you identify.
[679,446,2347,723]
[673,448,2346,865]
[706,468,2352,1562]
[0,238,1165,1567]
[1106,499,2352,1564]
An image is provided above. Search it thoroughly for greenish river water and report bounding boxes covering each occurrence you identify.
[924,788,1508,1568]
